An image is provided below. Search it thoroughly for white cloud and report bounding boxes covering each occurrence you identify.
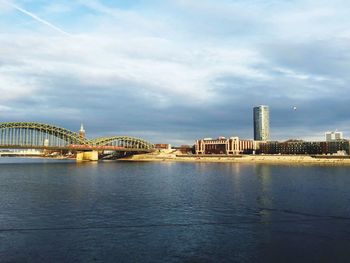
[0,105,11,111]
[1,0,350,141]
[0,73,38,102]
[0,30,267,107]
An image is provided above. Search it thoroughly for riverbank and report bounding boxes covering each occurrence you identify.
[120,150,350,165]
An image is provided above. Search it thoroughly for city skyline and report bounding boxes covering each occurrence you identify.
[1,0,350,144]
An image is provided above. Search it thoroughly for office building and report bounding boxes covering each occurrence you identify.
[325,131,343,141]
[259,140,350,155]
[325,132,332,142]
[335,132,343,140]
[195,137,258,155]
[253,105,270,141]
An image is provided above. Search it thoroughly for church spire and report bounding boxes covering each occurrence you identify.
[80,123,85,132]
[79,123,86,139]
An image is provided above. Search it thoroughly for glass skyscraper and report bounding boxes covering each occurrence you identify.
[253,105,270,141]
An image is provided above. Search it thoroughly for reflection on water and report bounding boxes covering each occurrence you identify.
[1,158,350,262]
[255,165,273,220]
[255,164,272,178]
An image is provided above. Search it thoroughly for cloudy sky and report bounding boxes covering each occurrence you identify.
[1,0,350,144]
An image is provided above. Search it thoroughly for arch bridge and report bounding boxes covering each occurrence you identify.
[0,122,154,158]
[90,136,153,150]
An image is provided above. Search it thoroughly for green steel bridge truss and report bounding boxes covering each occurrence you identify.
[0,122,154,150]
[90,136,154,150]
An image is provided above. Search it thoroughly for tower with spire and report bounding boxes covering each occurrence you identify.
[79,123,86,139]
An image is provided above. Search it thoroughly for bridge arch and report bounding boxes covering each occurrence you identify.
[0,122,89,147]
[90,136,154,150]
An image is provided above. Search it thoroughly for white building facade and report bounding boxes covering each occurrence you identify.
[325,131,343,141]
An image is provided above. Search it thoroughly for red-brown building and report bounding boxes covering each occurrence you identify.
[195,137,258,155]
[154,144,172,150]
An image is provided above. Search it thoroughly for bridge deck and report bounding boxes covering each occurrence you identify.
[0,144,153,153]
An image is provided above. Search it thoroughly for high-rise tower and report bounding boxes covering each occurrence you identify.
[253,105,270,141]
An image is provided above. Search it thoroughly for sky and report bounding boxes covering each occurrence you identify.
[1,0,350,144]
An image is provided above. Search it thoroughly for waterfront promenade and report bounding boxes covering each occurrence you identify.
[122,150,350,165]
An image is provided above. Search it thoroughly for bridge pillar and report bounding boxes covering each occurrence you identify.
[76,151,99,161]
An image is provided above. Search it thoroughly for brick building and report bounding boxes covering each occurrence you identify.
[259,140,350,155]
[195,137,258,155]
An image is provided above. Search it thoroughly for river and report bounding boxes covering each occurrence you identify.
[0,158,350,262]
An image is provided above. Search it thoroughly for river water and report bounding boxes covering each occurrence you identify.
[0,158,350,262]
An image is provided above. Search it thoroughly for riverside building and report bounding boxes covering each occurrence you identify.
[253,105,270,141]
[195,137,258,155]
[325,131,343,141]
[259,140,350,155]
